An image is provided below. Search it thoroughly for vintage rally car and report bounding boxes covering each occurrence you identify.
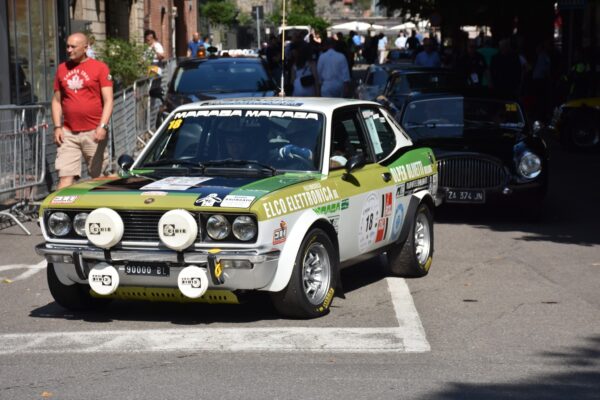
[36,98,438,319]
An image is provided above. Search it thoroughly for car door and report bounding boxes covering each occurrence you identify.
[328,106,397,262]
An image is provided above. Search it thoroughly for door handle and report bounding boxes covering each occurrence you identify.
[381,172,392,182]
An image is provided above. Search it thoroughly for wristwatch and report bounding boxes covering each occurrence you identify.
[99,123,109,130]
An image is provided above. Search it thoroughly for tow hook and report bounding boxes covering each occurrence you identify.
[207,252,224,285]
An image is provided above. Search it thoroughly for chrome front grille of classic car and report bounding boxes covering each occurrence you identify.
[436,157,509,189]
[118,210,200,242]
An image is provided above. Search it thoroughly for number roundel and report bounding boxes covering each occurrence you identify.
[358,193,381,252]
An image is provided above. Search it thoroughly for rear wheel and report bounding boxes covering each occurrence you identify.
[386,204,433,277]
[47,263,112,311]
[271,229,337,319]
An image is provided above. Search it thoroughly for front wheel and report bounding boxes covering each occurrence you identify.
[386,204,434,277]
[271,228,337,319]
[47,263,112,311]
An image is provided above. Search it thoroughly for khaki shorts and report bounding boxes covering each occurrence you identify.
[55,129,108,178]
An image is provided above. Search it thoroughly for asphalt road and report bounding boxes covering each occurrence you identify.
[0,140,598,399]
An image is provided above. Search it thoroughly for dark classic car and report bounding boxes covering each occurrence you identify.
[376,68,464,117]
[396,90,549,212]
[355,62,413,101]
[152,56,279,127]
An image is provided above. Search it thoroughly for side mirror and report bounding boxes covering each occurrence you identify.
[149,87,163,100]
[117,154,134,172]
[345,153,366,174]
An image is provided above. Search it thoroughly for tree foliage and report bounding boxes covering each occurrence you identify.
[201,0,238,26]
[267,0,329,36]
[98,37,149,89]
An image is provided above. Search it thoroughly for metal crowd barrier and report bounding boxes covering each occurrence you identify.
[0,105,48,234]
[0,58,176,234]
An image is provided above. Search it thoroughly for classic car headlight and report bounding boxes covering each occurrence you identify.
[206,215,231,240]
[73,212,89,237]
[232,216,257,241]
[518,152,542,179]
[48,212,71,237]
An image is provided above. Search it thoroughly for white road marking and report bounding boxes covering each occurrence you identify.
[0,260,46,282]
[0,278,430,354]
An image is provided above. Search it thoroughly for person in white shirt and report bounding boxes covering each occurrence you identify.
[394,32,407,50]
[144,29,165,65]
[317,38,351,98]
[377,33,388,64]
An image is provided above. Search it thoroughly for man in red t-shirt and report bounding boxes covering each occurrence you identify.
[52,32,114,189]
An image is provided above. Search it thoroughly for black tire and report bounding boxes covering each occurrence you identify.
[386,204,434,277]
[47,263,112,311]
[271,228,338,319]
[561,112,600,152]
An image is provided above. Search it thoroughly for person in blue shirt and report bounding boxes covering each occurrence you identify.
[187,32,205,57]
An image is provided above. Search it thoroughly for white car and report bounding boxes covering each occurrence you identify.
[36,98,438,319]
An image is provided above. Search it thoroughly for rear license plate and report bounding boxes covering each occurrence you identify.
[446,189,485,203]
[124,263,170,277]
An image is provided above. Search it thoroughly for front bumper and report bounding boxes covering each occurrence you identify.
[36,243,280,291]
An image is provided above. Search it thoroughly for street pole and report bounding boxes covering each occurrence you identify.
[280,0,286,96]
[256,9,261,50]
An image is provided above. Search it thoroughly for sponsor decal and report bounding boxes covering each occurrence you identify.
[144,198,155,204]
[87,223,111,235]
[51,195,78,204]
[389,161,433,183]
[358,193,381,252]
[317,288,335,312]
[220,195,255,208]
[141,191,168,196]
[273,221,287,245]
[173,109,318,121]
[181,277,203,288]
[90,274,113,286]
[263,186,340,219]
[392,203,405,240]
[376,217,388,242]
[195,193,223,207]
[162,224,187,236]
[313,198,348,215]
[141,176,212,191]
[329,216,340,233]
[396,184,406,198]
[383,192,393,217]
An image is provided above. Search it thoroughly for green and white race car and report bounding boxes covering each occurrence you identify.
[36,98,438,319]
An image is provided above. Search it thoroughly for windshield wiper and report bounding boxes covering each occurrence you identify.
[141,159,205,174]
[202,159,278,175]
[464,119,524,129]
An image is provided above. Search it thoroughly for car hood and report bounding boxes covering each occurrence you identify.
[41,173,317,212]
[406,126,525,159]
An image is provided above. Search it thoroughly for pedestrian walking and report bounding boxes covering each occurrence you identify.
[291,43,320,97]
[144,29,165,75]
[317,38,351,98]
[187,32,205,57]
[51,32,113,189]
[377,33,388,64]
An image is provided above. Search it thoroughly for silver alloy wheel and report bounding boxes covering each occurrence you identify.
[302,242,331,305]
[414,212,431,265]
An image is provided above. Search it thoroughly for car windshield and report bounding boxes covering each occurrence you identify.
[172,61,276,94]
[139,108,324,173]
[402,98,525,138]
[390,72,463,96]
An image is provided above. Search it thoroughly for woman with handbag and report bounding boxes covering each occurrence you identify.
[291,44,320,97]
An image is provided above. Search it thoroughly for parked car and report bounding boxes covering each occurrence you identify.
[397,90,549,212]
[376,68,464,117]
[36,98,438,319]
[355,62,413,101]
[551,97,600,152]
[152,56,279,127]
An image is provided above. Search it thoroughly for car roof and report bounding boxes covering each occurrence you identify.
[177,56,263,68]
[174,97,380,113]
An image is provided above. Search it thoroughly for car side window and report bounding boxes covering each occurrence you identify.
[360,107,397,162]
[330,109,371,170]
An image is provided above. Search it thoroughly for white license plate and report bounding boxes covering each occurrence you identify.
[124,263,170,277]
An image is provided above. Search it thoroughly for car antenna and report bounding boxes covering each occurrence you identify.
[279,0,286,97]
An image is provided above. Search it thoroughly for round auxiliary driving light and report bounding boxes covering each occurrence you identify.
[73,212,89,237]
[206,215,231,240]
[232,216,257,241]
[86,208,124,249]
[158,209,198,251]
[48,212,71,237]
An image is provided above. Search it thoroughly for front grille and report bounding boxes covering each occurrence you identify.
[118,210,175,242]
[437,157,508,189]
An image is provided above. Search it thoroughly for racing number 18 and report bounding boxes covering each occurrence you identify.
[365,213,374,232]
